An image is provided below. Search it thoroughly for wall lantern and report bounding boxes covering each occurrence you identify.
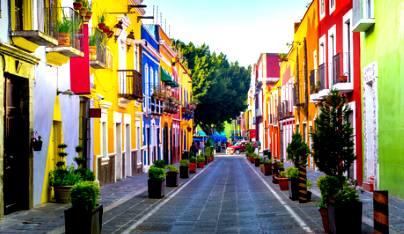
[126,30,135,51]
[114,20,123,43]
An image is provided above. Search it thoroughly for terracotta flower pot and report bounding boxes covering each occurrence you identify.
[58,33,70,47]
[107,31,113,38]
[189,162,196,173]
[54,186,73,203]
[319,208,329,233]
[339,76,348,83]
[73,2,82,10]
[264,164,272,175]
[98,23,106,29]
[89,46,96,60]
[79,7,88,17]
[85,11,92,20]
[103,28,110,33]
[197,162,204,168]
[277,177,289,190]
[261,166,264,174]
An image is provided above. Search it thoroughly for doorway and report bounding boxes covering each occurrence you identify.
[125,124,130,177]
[4,75,29,214]
[115,123,122,180]
[163,125,168,165]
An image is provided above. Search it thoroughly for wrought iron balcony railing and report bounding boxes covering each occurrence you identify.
[332,52,351,85]
[89,27,106,69]
[293,82,299,106]
[310,69,316,94]
[118,70,143,100]
[319,63,326,91]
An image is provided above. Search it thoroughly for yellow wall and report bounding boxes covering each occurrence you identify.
[91,0,143,174]
[177,63,193,153]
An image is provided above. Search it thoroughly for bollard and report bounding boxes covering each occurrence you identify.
[374,190,389,234]
[298,165,307,203]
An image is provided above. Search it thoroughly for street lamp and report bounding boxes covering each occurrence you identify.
[126,30,135,51]
[113,20,123,43]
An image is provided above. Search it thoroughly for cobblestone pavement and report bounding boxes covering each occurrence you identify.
[1,154,404,233]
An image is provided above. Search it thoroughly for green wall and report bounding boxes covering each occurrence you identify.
[361,0,404,198]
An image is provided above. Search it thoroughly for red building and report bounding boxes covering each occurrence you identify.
[317,0,362,185]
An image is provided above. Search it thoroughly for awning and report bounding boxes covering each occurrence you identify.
[160,67,173,82]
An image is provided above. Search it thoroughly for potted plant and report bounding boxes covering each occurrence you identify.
[260,160,264,174]
[197,155,205,168]
[50,164,82,203]
[148,160,166,199]
[317,197,329,233]
[89,30,97,60]
[85,1,92,20]
[314,81,321,93]
[248,153,255,163]
[103,26,110,34]
[65,181,102,234]
[97,10,107,29]
[73,0,82,10]
[339,76,348,83]
[286,167,299,201]
[286,130,310,201]
[31,134,43,151]
[79,0,88,17]
[73,145,86,168]
[189,157,197,173]
[264,158,272,175]
[254,154,261,167]
[166,165,178,187]
[57,15,72,47]
[276,171,289,190]
[310,89,360,233]
[179,159,189,179]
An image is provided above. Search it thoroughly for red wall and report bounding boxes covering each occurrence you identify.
[266,54,281,78]
[70,24,90,94]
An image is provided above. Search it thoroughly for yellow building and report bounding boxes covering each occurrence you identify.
[90,0,144,185]
[177,62,194,155]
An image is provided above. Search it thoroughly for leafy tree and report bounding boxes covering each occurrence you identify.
[310,89,356,177]
[286,130,310,167]
[172,40,251,135]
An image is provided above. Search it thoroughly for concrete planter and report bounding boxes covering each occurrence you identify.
[179,166,189,179]
[148,179,165,199]
[328,201,362,234]
[166,172,178,187]
[65,204,103,234]
[288,178,299,201]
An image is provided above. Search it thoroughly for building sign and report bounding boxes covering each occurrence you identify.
[250,129,256,139]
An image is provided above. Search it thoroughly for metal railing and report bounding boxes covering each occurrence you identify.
[333,52,351,85]
[49,7,82,50]
[89,27,106,65]
[118,70,143,100]
[319,63,326,91]
[41,7,59,39]
[310,69,316,94]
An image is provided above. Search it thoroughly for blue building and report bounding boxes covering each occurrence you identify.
[141,24,162,171]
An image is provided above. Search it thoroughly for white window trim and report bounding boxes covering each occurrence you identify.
[319,35,326,65]
[328,25,336,88]
[319,0,326,21]
[347,101,357,181]
[343,10,354,84]
[329,0,336,15]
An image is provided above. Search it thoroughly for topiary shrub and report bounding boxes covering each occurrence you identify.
[69,181,100,211]
[148,165,166,180]
[197,155,205,163]
[179,159,189,167]
[75,168,95,181]
[154,159,165,169]
[167,165,179,173]
[286,130,310,167]
[189,157,197,163]
[286,167,299,179]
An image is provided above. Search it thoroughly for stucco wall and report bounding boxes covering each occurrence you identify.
[360,0,404,198]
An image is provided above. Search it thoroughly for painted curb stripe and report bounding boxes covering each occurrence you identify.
[246,160,313,233]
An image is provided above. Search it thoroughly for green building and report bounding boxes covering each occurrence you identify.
[355,0,404,197]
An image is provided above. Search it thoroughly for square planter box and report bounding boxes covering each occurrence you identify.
[255,158,261,167]
[328,201,362,234]
[288,178,299,201]
[190,163,196,173]
[166,172,178,187]
[180,166,189,179]
[264,164,272,175]
[65,204,103,234]
[148,178,165,199]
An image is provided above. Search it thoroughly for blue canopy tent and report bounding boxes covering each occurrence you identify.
[209,133,228,143]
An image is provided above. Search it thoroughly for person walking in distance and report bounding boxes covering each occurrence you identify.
[190,142,198,157]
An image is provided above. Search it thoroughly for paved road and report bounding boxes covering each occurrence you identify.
[104,155,326,234]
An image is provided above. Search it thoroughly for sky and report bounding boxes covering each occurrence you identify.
[141,0,312,68]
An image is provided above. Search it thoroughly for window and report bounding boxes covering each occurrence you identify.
[144,64,149,109]
[150,67,154,94]
[155,71,158,89]
[303,123,307,143]
[134,46,139,72]
[102,122,107,157]
[329,0,335,14]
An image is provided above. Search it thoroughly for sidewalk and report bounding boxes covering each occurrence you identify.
[0,162,206,234]
[282,162,404,233]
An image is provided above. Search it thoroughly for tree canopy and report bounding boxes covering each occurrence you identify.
[172,40,251,135]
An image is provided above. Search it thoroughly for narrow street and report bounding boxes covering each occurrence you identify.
[102,155,324,234]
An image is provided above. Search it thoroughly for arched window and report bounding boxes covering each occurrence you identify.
[155,70,158,90]
[144,64,149,108]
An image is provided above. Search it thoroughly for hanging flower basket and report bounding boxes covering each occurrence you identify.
[187,127,192,132]
[31,136,43,151]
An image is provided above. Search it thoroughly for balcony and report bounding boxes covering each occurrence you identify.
[118,70,143,100]
[332,53,353,93]
[89,28,106,69]
[164,99,180,114]
[277,101,294,121]
[11,6,58,48]
[309,69,323,102]
[309,70,316,94]
[352,0,375,32]
[45,7,84,57]
[149,97,163,116]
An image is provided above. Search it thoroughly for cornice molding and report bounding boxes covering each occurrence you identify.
[100,101,113,113]
[0,41,40,65]
[129,0,146,16]
[159,40,176,58]
[143,40,162,60]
